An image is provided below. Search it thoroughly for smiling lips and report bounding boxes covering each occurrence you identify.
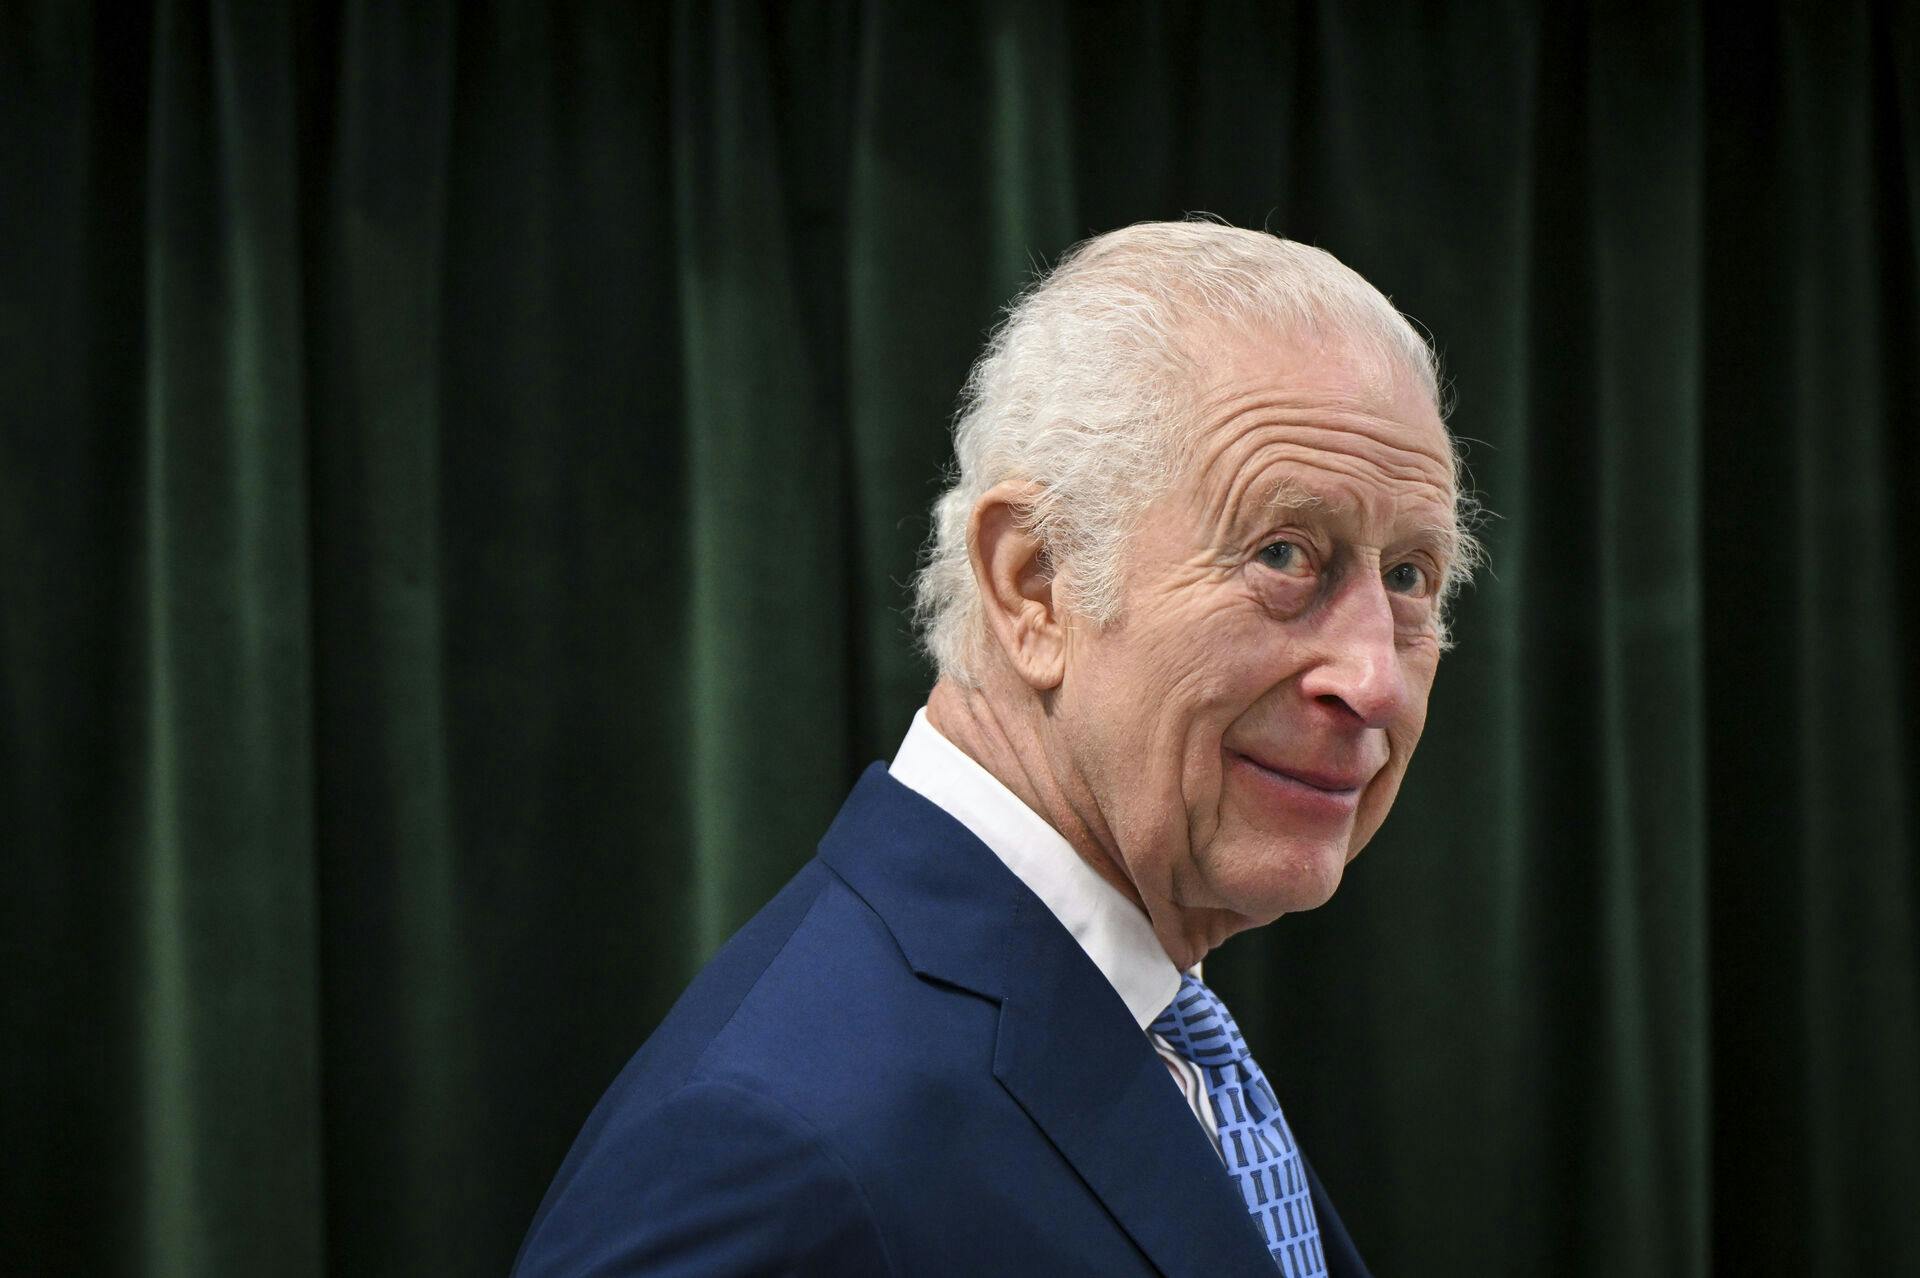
[1232,747,1372,791]
[1227,748,1375,815]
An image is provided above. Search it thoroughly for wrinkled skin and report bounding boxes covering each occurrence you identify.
[930,325,1460,970]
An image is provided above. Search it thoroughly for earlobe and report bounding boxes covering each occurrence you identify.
[967,482,1067,691]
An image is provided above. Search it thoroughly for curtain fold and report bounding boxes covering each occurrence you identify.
[4,3,1915,1274]
[137,0,324,1271]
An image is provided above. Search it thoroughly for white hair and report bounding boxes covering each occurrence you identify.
[912,219,1480,685]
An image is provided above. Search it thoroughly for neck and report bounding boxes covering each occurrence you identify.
[924,676,1222,970]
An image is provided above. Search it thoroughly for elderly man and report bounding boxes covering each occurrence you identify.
[514,221,1474,1277]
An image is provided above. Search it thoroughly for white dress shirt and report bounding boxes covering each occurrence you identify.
[889,708,1220,1149]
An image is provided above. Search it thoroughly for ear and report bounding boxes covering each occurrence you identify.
[967,481,1067,691]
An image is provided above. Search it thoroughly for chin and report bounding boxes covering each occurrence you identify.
[1203,832,1351,920]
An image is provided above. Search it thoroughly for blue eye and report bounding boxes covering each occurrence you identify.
[1257,541,1306,574]
[1385,562,1427,595]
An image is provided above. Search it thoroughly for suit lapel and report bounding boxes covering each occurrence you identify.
[991,907,1279,1276]
[1301,1152,1371,1278]
[820,767,1277,1276]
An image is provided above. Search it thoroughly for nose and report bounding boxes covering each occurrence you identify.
[1295,574,1410,727]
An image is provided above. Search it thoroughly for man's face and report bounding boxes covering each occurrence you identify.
[1050,326,1458,947]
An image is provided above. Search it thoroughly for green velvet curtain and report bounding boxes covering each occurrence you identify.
[5,2,1915,1273]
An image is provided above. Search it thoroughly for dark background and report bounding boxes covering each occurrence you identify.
[4,2,1917,1274]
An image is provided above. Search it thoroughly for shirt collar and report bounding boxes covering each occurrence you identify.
[888,707,1182,1031]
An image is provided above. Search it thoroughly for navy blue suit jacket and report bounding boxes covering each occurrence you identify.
[514,765,1370,1276]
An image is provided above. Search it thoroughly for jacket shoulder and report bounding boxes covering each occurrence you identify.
[512,1078,894,1277]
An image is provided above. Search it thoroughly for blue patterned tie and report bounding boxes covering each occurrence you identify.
[1152,974,1328,1277]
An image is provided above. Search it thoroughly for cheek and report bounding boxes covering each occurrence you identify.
[1073,583,1292,813]
[1395,661,1437,752]
[1097,595,1262,720]
[1390,699,1430,757]
[1176,654,1303,849]
[1060,625,1210,802]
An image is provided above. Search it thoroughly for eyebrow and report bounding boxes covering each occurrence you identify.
[1246,476,1463,565]
[1255,477,1341,518]
[1403,520,1465,567]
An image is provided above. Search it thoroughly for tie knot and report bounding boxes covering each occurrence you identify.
[1150,973,1251,1068]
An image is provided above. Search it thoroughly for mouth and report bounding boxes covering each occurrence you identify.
[1227,749,1369,795]
[1223,747,1374,827]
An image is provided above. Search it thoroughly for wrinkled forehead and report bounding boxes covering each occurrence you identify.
[1182,315,1440,424]
[1185,322,1451,462]
[1167,325,1460,542]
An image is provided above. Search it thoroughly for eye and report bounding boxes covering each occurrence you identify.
[1384,562,1429,596]
[1257,540,1310,576]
